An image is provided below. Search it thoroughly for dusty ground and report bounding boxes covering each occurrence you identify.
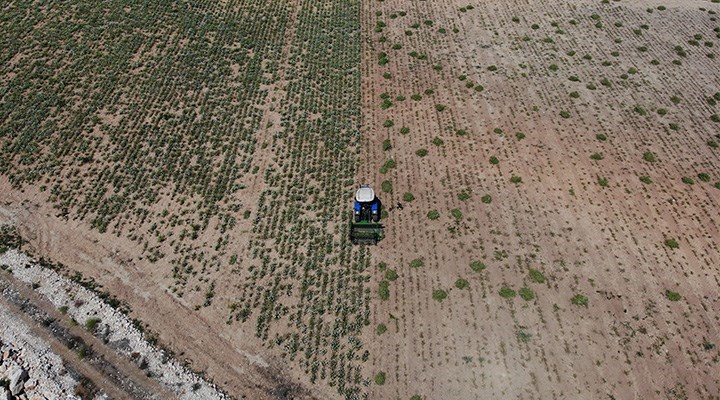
[1,0,720,399]
[360,0,720,399]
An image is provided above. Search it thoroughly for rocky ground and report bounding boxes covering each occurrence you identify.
[0,248,227,399]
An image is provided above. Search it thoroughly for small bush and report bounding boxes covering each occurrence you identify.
[427,210,440,220]
[385,269,398,281]
[665,290,681,301]
[528,268,546,283]
[664,238,679,249]
[590,152,604,160]
[634,106,647,116]
[85,318,101,331]
[383,119,394,128]
[435,104,447,112]
[416,148,428,157]
[510,175,522,184]
[681,176,694,185]
[411,94,422,101]
[560,111,570,118]
[671,96,681,104]
[698,173,711,182]
[410,258,425,268]
[376,324,387,335]
[455,278,469,289]
[499,287,516,298]
[596,133,607,141]
[457,190,471,201]
[378,281,390,300]
[643,151,656,162]
[400,127,410,134]
[381,180,393,193]
[598,177,609,187]
[516,132,525,140]
[569,91,580,98]
[450,208,463,221]
[519,287,535,301]
[489,156,499,165]
[382,139,392,151]
[481,194,492,204]
[403,192,415,202]
[571,294,589,307]
[640,176,653,184]
[432,289,448,302]
[375,372,386,385]
[456,129,467,136]
[432,137,444,146]
[470,261,486,273]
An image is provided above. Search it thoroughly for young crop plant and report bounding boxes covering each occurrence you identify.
[681,176,695,185]
[416,148,428,157]
[451,208,463,221]
[489,156,499,165]
[590,152,604,160]
[383,119,394,128]
[400,126,410,135]
[432,289,448,302]
[665,238,680,249]
[597,177,609,187]
[499,287,517,299]
[402,192,415,202]
[665,290,682,301]
[640,176,653,184]
[481,194,492,204]
[381,180,393,193]
[698,173,711,182]
[432,137,444,146]
[596,133,607,141]
[515,132,525,140]
[510,175,522,184]
[519,287,535,301]
[376,324,387,335]
[571,294,589,307]
[470,261,486,273]
[528,268,546,283]
[457,190,471,201]
[643,152,656,162]
[410,258,425,268]
[427,210,440,220]
[455,278,469,289]
[560,111,570,118]
[374,372,386,385]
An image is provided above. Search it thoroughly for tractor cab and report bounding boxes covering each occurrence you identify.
[354,185,381,223]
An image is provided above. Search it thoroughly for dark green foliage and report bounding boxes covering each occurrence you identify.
[665,290,681,301]
[381,180,393,193]
[481,194,492,204]
[519,287,535,301]
[665,238,680,249]
[432,289,448,302]
[455,278,469,289]
[427,210,439,220]
[528,268,546,283]
[470,261,486,273]
[378,281,390,301]
[402,192,415,202]
[571,294,589,307]
[499,287,516,299]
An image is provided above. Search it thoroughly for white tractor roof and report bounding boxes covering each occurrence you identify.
[355,186,375,202]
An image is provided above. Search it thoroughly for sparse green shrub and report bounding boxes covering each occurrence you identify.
[410,258,425,268]
[432,289,448,302]
[681,176,695,185]
[596,133,607,141]
[432,137,444,146]
[450,208,463,221]
[403,192,415,202]
[381,180,393,193]
[481,194,492,204]
[435,104,446,112]
[455,278,469,289]
[664,238,679,249]
[375,372,386,385]
[643,152,656,162]
[489,156,499,165]
[560,111,570,118]
[571,294,589,307]
[516,132,525,139]
[665,290,681,301]
[85,318,101,331]
[499,287,516,299]
[382,139,392,151]
[378,281,390,300]
[457,190,471,201]
[376,324,387,335]
[519,287,535,301]
[640,176,653,184]
[698,173,711,182]
[383,119,394,128]
[634,106,647,116]
[590,152,604,160]
[427,210,439,220]
[598,177,609,187]
[400,126,410,134]
[416,148,428,157]
[510,175,522,184]
[470,261,486,273]
[529,268,546,283]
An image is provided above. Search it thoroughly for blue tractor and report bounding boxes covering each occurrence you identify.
[350,185,384,244]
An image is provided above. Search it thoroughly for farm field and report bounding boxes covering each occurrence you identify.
[0,0,719,399]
